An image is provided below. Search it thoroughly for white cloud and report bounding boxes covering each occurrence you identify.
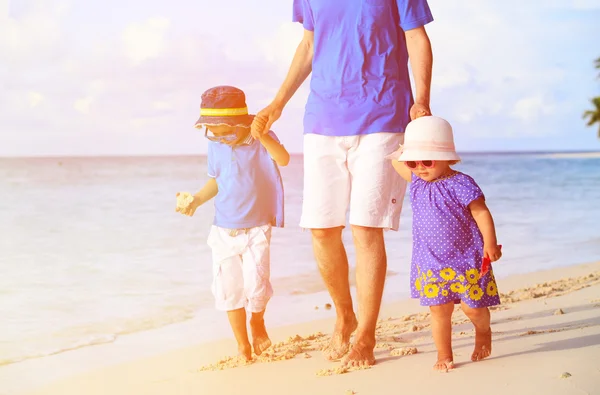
[74,97,93,115]
[0,1,68,67]
[550,0,600,9]
[152,101,172,111]
[257,23,303,75]
[28,92,43,108]
[122,17,171,66]
[0,0,8,19]
[511,94,555,122]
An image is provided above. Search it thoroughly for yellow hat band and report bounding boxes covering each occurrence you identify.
[200,107,248,117]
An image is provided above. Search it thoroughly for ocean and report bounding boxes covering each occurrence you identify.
[1,153,599,367]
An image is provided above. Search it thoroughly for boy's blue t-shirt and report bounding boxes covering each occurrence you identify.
[207,132,284,229]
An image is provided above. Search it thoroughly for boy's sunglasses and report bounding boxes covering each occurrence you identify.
[204,127,237,142]
[404,160,435,169]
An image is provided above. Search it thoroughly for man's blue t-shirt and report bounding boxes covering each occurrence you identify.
[293,0,434,136]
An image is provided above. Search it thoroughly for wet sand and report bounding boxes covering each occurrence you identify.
[8,262,600,395]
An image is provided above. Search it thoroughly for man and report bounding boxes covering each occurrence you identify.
[251,0,434,367]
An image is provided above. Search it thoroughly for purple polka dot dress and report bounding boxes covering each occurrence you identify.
[409,171,501,308]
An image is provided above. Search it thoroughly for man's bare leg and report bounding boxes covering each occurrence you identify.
[226,308,252,361]
[311,227,358,361]
[342,226,386,367]
[250,309,272,356]
[461,302,492,361]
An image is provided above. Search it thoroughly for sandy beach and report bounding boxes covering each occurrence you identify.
[4,261,597,395]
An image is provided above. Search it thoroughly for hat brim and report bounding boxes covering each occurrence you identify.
[194,114,254,128]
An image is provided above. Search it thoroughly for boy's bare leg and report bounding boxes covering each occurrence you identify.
[311,227,358,361]
[250,309,272,356]
[227,308,252,361]
[430,302,455,372]
[461,303,492,361]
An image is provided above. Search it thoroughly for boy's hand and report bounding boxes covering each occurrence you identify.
[251,114,269,139]
[175,192,197,217]
[483,244,502,262]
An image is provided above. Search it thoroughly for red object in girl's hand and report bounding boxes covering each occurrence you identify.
[480,245,502,277]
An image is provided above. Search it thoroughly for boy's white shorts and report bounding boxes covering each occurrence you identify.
[300,132,407,230]
[207,224,273,312]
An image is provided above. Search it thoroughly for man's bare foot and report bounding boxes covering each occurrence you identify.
[341,339,376,367]
[433,357,454,372]
[238,343,252,361]
[250,317,272,356]
[471,327,492,361]
[323,314,358,361]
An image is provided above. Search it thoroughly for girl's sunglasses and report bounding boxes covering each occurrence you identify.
[405,160,435,169]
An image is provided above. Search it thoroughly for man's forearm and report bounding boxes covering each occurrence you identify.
[272,32,314,108]
[406,27,433,106]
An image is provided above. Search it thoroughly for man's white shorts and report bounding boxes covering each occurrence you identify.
[207,224,273,312]
[300,133,407,230]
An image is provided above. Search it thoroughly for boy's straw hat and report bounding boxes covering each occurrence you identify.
[194,86,254,128]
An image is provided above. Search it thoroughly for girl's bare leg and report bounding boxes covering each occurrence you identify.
[460,302,492,361]
[429,302,455,372]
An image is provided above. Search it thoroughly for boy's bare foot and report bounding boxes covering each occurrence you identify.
[238,343,252,361]
[341,338,376,367]
[433,357,454,372]
[471,328,492,361]
[323,314,358,361]
[250,317,272,356]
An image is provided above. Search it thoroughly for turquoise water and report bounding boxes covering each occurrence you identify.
[0,153,599,365]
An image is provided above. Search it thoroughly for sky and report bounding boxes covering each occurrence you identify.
[1,0,600,156]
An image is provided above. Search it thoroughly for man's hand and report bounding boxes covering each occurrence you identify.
[410,103,431,120]
[251,103,283,139]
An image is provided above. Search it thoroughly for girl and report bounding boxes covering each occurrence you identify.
[388,116,502,372]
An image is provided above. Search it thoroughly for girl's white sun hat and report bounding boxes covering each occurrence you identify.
[386,116,461,162]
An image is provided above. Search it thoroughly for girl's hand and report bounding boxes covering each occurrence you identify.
[484,244,502,262]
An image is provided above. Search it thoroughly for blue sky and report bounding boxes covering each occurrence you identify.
[1,0,599,156]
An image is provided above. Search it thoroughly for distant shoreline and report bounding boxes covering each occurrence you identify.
[2,150,600,160]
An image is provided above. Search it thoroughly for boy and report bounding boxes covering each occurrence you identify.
[176,86,289,361]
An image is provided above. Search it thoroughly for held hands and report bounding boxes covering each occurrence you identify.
[251,103,282,139]
[483,244,502,262]
[409,103,431,121]
[175,192,198,217]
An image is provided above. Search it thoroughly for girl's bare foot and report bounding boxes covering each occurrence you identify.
[238,343,252,361]
[250,317,272,356]
[433,357,454,372]
[472,327,492,361]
